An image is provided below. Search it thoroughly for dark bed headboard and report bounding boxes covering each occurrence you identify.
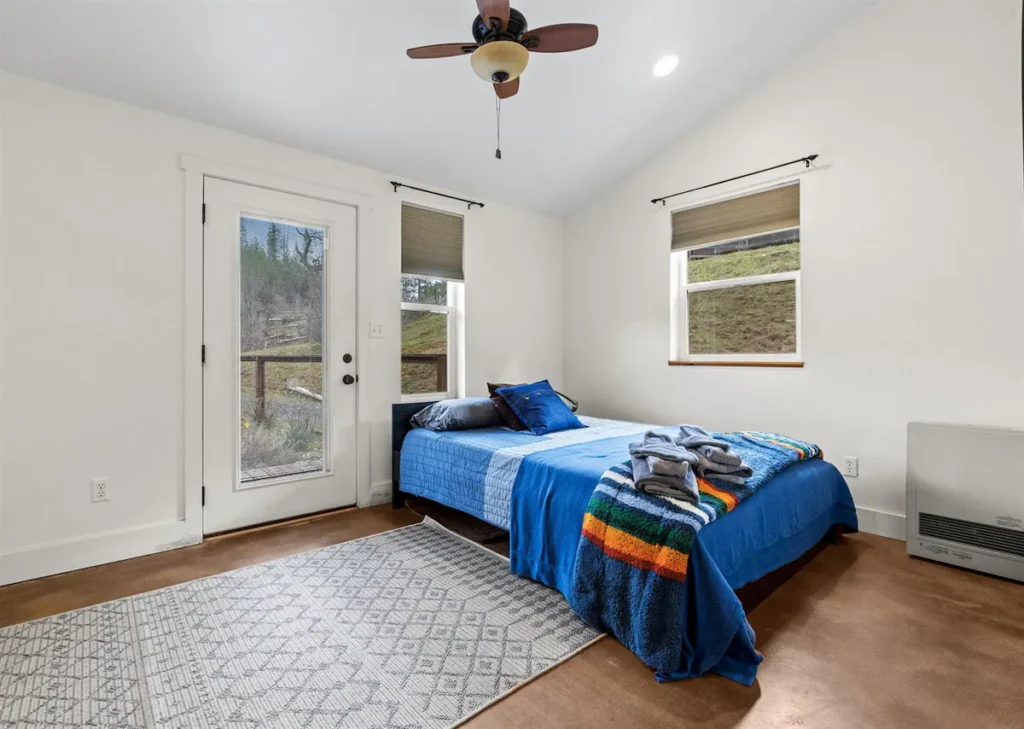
[392,401,438,452]
[391,401,438,508]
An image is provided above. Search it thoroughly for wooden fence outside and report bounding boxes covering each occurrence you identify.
[400,353,448,394]
[240,352,448,421]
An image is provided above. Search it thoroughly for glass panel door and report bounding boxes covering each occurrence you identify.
[203,178,357,535]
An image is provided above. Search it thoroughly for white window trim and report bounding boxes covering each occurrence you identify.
[672,237,802,364]
[400,274,463,402]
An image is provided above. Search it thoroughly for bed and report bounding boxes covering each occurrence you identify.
[391,402,858,685]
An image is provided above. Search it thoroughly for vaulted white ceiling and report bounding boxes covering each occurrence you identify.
[0,1,866,214]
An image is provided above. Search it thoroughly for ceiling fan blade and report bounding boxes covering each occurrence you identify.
[406,43,477,59]
[522,23,599,53]
[494,77,520,99]
[476,0,510,31]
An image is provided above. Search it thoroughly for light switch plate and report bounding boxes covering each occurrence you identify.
[369,322,385,339]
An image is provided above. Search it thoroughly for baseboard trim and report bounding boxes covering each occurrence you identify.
[366,480,393,507]
[857,507,906,541]
[0,520,203,586]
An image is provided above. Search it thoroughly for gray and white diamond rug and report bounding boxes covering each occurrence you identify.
[0,520,601,728]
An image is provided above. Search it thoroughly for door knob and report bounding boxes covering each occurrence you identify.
[342,374,356,385]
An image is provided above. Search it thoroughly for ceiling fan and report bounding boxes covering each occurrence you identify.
[406,0,600,101]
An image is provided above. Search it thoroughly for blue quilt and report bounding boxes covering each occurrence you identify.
[400,418,858,684]
[399,417,652,529]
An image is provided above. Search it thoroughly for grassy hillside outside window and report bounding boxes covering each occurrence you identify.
[401,275,460,398]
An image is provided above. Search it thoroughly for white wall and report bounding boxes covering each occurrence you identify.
[562,0,1024,538]
[0,73,5,549]
[0,73,563,582]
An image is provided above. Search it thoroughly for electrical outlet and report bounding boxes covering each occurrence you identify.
[91,477,110,502]
[840,457,859,478]
[369,322,385,339]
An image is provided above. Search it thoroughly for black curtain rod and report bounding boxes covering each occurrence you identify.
[390,181,484,210]
[650,154,819,206]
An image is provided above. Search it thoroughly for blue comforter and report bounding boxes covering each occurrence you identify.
[400,417,858,684]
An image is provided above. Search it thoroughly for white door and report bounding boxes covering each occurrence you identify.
[203,178,358,534]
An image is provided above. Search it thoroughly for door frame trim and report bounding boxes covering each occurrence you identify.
[181,154,373,542]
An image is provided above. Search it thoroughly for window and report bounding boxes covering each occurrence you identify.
[670,183,801,363]
[400,203,464,399]
[238,217,326,482]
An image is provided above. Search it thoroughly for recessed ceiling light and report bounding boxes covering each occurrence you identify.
[651,54,680,78]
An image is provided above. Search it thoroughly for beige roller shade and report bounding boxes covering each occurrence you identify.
[671,183,799,251]
[401,203,465,281]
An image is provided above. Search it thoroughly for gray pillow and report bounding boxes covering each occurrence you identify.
[411,397,501,432]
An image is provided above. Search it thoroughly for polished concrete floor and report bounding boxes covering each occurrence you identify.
[1,505,1021,728]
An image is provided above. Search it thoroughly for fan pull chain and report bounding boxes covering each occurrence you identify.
[495,97,502,160]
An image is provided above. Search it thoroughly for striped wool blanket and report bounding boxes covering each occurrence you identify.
[569,431,821,675]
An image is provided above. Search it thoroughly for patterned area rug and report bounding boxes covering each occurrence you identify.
[0,521,601,728]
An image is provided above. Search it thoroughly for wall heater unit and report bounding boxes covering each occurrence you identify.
[907,422,1024,582]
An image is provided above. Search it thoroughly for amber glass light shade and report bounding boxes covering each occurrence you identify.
[470,41,529,83]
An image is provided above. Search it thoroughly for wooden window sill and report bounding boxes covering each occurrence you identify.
[668,360,804,368]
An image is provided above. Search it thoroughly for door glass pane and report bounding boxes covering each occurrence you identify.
[687,229,800,284]
[239,216,326,483]
[688,280,797,354]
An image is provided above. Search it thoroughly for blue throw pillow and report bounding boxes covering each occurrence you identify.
[495,380,585,436]
[411,398,501,432]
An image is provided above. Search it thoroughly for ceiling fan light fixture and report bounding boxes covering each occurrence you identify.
[470,40,529,84]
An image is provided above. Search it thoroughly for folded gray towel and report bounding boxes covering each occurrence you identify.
[630,431,700,479]
[643,431,674,445]
[631,454,699,504]
[674,424,751,483]
[696,444,743,468]
[693,450,752,483]
[648,456,688,477]
[630,431,700,464]
[677,424,731,451]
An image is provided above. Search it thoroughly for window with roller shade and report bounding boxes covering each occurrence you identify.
[400,203,465,398]
[669,182,801,363]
